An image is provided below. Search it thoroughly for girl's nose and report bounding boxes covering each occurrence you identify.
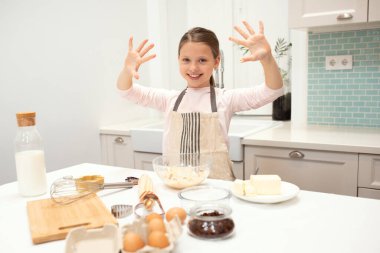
[189,62,198,72]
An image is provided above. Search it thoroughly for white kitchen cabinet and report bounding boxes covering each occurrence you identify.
[369,0,380,21]
[358,154,380,200]
[244,146,358,196]
[358,188,380,199]
[289,0,370,29]
[133,151,161,171]
[100,134,160,171]
[100,134,134,168]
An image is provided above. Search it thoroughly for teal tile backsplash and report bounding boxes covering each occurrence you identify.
[307,28,380,128]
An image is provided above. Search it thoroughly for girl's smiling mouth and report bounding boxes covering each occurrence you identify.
[188,73,202,80]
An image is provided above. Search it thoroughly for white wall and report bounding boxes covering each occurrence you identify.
[147,0,234,91]
[186,0,234,91]
[166,0,188,90]
[0,0,153,184]
[290,29,308,127]
[233,0,289,115]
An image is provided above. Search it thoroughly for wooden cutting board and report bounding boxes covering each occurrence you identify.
[27,194,117,244]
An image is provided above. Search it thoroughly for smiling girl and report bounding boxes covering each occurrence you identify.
[117,21,283,180]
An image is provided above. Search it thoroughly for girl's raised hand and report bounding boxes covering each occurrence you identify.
[124,37,156,79]
[229,21,271,63]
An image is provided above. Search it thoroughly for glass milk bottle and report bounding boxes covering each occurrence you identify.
[14,112,47,196]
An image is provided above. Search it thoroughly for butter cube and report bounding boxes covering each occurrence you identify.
[249,175,281,195]
[232,179,245,196]
[244,182,257,196]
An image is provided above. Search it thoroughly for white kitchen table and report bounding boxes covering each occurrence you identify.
[1,163,379,253]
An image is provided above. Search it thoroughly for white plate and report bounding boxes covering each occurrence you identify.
[231,181,299,204]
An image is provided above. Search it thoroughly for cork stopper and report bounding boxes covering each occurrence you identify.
[16,112,36,127]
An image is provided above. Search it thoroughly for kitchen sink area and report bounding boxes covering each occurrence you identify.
[129,117,282,162]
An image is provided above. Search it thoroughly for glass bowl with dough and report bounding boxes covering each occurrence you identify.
[153,153,211,189]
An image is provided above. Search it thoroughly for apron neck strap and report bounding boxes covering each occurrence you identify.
[173,86,217,112]
[172,89,187,112]
[210,86,217,112]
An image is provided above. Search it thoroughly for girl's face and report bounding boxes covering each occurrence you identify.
[178,42,220,88]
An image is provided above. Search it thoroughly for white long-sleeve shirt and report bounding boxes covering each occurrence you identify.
[119,83,283,152]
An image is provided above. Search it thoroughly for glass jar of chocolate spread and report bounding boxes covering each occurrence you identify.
[187,203,235,239]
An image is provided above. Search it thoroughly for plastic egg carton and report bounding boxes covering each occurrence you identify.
[65,224,120,253]
[121,216,182,253]
[64,216,182,253]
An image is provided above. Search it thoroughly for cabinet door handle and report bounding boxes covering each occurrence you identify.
[289,151,304,159]
[114,137,124,144]
[337,13,353,20]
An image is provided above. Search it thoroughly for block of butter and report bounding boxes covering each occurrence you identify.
[250,175,281,195]
[232,175,282,196]
[231,179,245,196]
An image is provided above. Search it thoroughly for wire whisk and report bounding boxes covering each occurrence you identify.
[50,175,138,205]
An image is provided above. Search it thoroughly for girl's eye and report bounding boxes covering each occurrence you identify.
[182,58,190,63]
[199,59,207,63]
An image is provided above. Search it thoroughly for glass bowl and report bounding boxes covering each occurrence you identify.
[187,203,235,240]
[178,185,231,213]
[152,153,211,189]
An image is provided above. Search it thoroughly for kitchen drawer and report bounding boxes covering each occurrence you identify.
[134,151,161,171]
[358,154,380,189]
[358,188,380,200]
[100,134,134,168]
[244,146,358,196]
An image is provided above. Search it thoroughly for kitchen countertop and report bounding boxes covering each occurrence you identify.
[242,122,380,154]
[100,118,161,136]
[99,115,273,136]
[1,163,380,253]
[100,118,380,154]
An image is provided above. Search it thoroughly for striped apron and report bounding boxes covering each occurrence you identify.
[166,86,235,180]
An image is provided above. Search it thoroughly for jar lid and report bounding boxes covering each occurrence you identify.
[189,203,232,221]
[16,112,36,127]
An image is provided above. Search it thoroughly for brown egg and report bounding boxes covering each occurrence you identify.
[145,212,163,223]
[165,207,187,224]
[147,230,170,249]
[123,232,145,252]
[148,218,166,234]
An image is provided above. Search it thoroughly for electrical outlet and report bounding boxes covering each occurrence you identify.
[325,55,353,70]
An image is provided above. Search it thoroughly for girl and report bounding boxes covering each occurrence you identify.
[117,21,283,180]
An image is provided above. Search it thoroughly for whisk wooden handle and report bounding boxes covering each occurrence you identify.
[134,175,165,215]
[138,174,154,196]
[137,174,157,211]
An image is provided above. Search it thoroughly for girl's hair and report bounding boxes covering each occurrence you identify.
[178,27,219,87]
